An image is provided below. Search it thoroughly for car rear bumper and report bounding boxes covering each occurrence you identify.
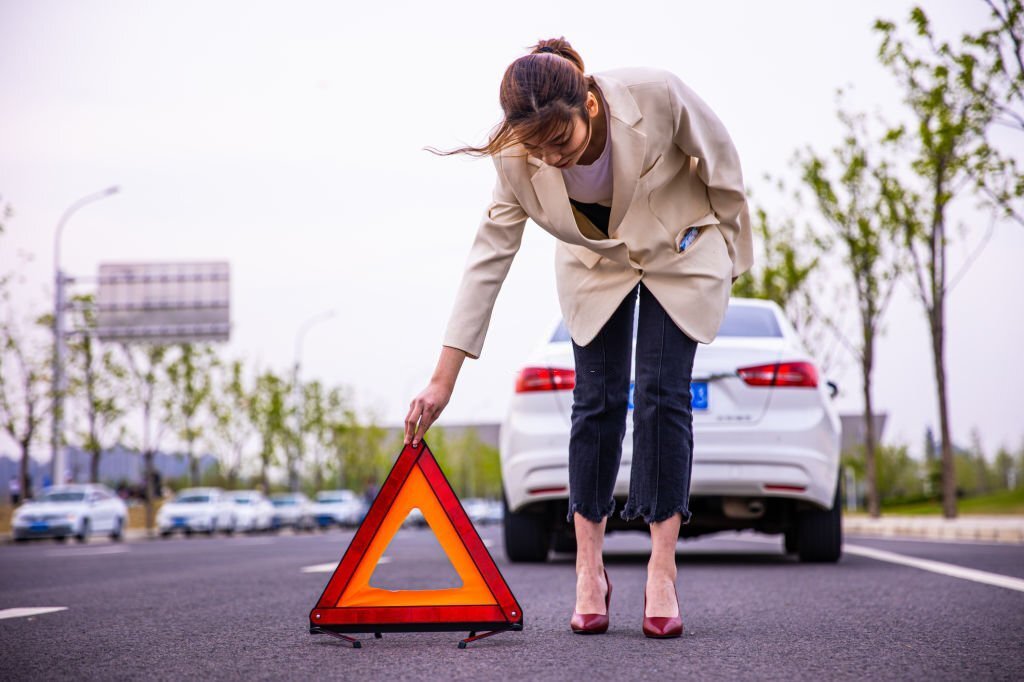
[158,517,215,532]
[502,436,839,513]
[13,523,74,539]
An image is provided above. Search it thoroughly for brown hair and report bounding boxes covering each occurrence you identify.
[432,37,592,157]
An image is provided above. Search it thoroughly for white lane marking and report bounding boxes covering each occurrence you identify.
[844,544,1024,593]
[45,546,130,557]
[301,556,391,573]
[726,534,1024,593]
[846,533,1020,548]
[0,607,68,620]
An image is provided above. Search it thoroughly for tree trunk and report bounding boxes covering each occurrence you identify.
[189,446,200,487]
[90,447,101,484]
[861,315,880,517]
[931,304,957,518]
[144,449,156,531]
[19,440,31,501]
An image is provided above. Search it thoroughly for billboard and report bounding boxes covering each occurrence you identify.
[95,261,230,343]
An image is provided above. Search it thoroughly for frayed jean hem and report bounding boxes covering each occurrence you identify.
[619,503,692,526]
[567,498,617,523]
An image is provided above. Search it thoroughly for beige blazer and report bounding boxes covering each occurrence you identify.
[442,66,754,360]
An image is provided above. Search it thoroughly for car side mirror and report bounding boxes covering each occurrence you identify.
[826,380,839,400]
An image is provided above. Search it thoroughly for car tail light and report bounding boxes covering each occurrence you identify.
[515,367,576,393]
[737,362,819,388]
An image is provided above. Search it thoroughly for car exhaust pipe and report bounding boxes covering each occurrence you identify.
[722,497,766,519]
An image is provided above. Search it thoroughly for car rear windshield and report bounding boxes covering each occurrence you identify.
[176,495,210,504]
[38,491,86,503]
[549,304,782,341]
[231,497,252,504]
[271,499,295,506]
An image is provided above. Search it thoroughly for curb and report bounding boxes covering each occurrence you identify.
[843,515,1024,544]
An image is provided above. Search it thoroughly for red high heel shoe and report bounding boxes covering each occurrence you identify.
[642,582,684,639]
[570,569,611,634]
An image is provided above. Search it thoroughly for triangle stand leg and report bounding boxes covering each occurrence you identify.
[458,629,506,649]
[310,626,362,649]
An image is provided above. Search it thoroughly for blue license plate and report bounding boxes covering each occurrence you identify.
[628,381,708,410]
[30,522,49,532]
[173,518,187,527]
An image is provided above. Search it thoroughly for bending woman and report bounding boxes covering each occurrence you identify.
[405,37,753,639]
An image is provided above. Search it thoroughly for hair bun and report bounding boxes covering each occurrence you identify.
[530,37,584,72]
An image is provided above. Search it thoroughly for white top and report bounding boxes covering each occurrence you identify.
[561,96,613,205]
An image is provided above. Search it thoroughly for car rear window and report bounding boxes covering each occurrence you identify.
[549,304,782,342]
[176,495,210,504]
[38,491,86,503]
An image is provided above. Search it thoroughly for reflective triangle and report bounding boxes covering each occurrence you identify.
[309,440,523,633]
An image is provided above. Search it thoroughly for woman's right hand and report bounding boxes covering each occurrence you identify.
[404,380,453,448]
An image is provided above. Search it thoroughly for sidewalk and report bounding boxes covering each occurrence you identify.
[844,515,1024,544]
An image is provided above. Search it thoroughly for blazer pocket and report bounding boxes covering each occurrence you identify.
[674,224,709,255]
[639,154,664,179]
[564,242,603,269]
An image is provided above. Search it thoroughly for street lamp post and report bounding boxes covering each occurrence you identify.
[292,310,336,492]
[51,186,119,485]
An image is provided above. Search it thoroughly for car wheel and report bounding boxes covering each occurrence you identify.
[75,519,90,544]
[783,527,798,555]
[159,530,172,539]
[796,481,843,563]
[54,536,68,543]
[502,494,550,563]
[551,530,577,554]
[110,517,124,542]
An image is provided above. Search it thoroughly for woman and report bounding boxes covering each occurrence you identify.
[405,38,753,638]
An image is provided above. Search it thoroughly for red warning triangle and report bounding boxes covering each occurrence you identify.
[309,439,523,635]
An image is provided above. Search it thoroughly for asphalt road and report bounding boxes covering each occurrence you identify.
[1,526,1023,681]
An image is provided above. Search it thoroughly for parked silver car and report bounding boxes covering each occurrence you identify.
[12,484,128,543]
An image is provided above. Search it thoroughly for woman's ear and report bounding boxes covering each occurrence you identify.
[586,91,600,119]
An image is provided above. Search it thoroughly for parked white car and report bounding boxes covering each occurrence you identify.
[157,487,235,537]
[269,492,315,531]
[224,490,275,533]
[312,490,367,529]
[12,484,128,543]
[500,298,843,564]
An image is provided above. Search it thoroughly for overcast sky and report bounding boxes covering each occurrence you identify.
[2,0,1022,463]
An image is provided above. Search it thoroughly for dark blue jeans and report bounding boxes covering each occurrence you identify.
[567,281,698,525]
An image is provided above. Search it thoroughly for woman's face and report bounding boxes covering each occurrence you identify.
[519,91,599,169]
[520,113,590,169]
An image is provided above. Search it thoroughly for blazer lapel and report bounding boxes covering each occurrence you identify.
[526,72,645,250]
[593,72,645,236]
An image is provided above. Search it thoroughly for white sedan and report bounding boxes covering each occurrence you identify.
[156,487,235,537]
[312,490,367,529]
[224,490,276,533]
[500,298,843,563]
[269,492,315,531]
[12,484,128,543]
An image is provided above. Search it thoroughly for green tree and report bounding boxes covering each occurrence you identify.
[327,404,392,493]
[876,443,927,503]
[164,344,217,486]
[874,5,1011,517]
[798,107,904,517]
[121,344,173,530]
[249,370,290,492]
[0,200,51,500]
[208,359,256,488]
[993,446,1015,490]
[66,294,126,483]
